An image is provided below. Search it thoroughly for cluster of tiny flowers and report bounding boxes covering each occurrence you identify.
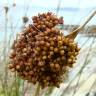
[8,12,80,88]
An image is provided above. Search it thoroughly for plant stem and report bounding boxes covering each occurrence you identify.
[66,10,96,39]
[34,83,41,96]
[3,6,8,96]
[45,87,54,96]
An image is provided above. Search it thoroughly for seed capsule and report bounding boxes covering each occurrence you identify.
[58,41,63,46]
[54,48,58,53]
[67,59,72,63]
[49,51,54,55]
[46,42,50,47]
[50,46,54,51]
[16,65,20,70]
[8,64,13,69]
[42,56,47,60]
[50,41,54,46]
[55,64,60,69]
[40,41,45,45]
[60,50,65,55]
[50,63,54,68]
[38,61,44,66]
[36,47,40,51]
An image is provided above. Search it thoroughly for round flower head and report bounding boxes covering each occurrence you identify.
[8,12,80,88]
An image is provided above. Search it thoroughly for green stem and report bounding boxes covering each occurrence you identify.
[45,87,54,96]
[34,83,41,96]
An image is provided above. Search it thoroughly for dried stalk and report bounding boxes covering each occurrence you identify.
[3,6,9,96]
[66,10,96,39]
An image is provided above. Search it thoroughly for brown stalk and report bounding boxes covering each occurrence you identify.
[66,10,96,39]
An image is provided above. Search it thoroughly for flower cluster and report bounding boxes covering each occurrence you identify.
[8,12,80,88]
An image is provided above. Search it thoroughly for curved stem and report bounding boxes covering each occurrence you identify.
[79,10,96,29]
[66,10,96,39]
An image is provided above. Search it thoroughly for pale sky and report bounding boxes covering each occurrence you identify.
[0,0,96,8]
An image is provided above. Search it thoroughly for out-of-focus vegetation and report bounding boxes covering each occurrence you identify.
[0,0,96,96]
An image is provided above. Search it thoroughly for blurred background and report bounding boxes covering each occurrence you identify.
[0,0,96,96]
